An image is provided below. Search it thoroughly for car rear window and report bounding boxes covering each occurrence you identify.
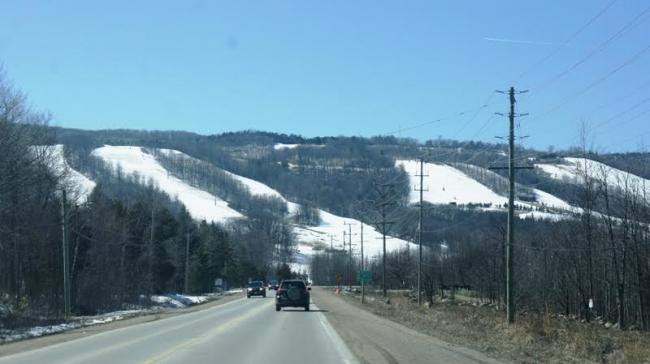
[280,281,305,289]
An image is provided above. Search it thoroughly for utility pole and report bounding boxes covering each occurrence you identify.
[415,158,428,306]
[493,86,529,324]
[360,223,365,304]
[373,182,397,298]
[60,189,71,319]
[184,231,190,294]
[344,222,356,289]
[149,204,155,293]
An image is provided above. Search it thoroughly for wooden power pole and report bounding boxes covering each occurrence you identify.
[60,189,71,319]
[184,231,190,294]
[493,86,529,324]
[415,158,428,305]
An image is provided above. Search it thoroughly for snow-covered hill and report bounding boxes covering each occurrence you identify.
[396,160,507,206]
[144,148,416,274]
[537,158,650,196]
[396,159,581,223]
[397,159,576,210]
[92,146,243,224]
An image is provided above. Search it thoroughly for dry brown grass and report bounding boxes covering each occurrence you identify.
[341,291,650,364]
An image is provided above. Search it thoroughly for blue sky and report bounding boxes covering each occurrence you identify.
[1,0,649,152]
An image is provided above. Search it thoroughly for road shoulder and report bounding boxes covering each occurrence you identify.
[312,287,504,364]
[0,292,244,358]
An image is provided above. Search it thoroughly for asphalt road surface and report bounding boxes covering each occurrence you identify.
[0,294,357,364]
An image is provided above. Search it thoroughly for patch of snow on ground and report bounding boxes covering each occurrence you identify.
[519,211,570,222]
[0,293,217,343]
[396,160,507,206]
[532,188,575,211]
[92,146,242,223]
[565,157,650,193]
[398,160,577,214]
[273,143,299,150]
[293,209,416,261]
[536,163,578,182]
[538,158,650,196]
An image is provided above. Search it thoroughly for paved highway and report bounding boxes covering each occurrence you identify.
[0,294,357,364]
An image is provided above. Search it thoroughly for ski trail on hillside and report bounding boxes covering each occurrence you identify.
[92,146,242,224]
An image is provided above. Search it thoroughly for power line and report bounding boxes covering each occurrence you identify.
[533,43,650,122]
[450,93,497,138]
[532,4,650,94]
[594,96,650,129]
[514,0,620,83]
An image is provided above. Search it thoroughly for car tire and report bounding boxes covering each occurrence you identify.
[275,305,281,312]
[247,295,250,299]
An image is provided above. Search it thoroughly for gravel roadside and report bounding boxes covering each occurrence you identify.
[312,287,504,364]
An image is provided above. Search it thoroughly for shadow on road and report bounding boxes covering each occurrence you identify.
[279,308,329,313]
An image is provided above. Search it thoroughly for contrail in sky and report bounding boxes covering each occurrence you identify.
[483,37,561,46]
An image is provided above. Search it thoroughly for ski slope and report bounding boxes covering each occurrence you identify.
[538,158,650,195]
[222,171,300,214]
[92,146,242,223]
[531,188,574,211]
[293,209,415,259]
[142,147,415,268]
[35,145,96,203]
[397,159,578,221]
[396,160,507,206]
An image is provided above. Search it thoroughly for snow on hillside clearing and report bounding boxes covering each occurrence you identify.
[223,171,300,214]
[397,160,577,215]
[108,147,415,270]
[519,211,569,222]
[293,209,416,260]
[153,149,415,261]
[273,143,299,150]
[396,160,507,206]
[537,158,650,196]
[33,145,96,203]
[92,146,242,223]
[532,189,574,211]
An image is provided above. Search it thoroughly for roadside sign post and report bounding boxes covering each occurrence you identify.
[357,270,372,303]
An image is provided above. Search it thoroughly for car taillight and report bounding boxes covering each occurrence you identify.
[276,288,285,295]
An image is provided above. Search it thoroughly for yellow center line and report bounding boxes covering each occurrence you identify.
[142,299,272,364]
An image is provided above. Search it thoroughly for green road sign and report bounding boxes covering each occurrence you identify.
[357,270,372,283]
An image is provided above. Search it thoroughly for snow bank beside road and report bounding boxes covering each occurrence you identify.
[150,294,209,308]
[0,293,220,343]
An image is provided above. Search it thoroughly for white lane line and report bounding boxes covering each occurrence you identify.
[312,304,359,364]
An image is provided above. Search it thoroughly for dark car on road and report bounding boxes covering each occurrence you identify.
[275,279,310,311]
[247,281,266,298]
[268,280,279,290]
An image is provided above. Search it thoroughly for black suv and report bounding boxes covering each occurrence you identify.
[275,279,310,311]
[247,281,266,298]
